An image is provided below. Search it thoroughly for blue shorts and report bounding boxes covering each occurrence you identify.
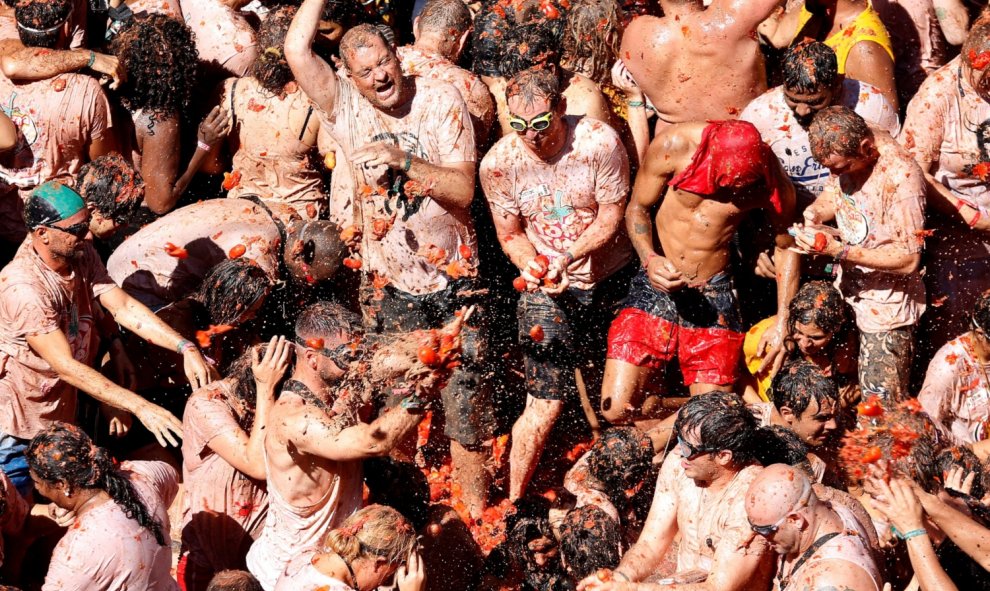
[0,432,31,498]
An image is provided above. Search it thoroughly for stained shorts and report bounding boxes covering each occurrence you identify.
[606,269,744,386]
[362,278,494,448]
[517,267,631,401]
[859,326,913,402]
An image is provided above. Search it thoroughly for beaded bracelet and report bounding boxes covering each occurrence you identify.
[402,152,412,172]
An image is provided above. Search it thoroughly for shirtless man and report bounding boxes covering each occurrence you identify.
[578,392,775,591]
[601,120,799,428]
[245,301,447,590]
[745,464,882,591]
[619,0,781,130]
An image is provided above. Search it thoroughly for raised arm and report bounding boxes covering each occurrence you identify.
[285,0,339,113]
[200,337,289,480]
[0,47,124,87]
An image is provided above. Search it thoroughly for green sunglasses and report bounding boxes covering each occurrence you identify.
[508,111,554,132]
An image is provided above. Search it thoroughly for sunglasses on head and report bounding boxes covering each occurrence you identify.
[676,434,718,461]
[508,111,554,132]
[44,219,90,239]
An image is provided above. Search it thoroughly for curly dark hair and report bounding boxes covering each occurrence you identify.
[75,153,144,225]
[559,505,620,581]
[27,422,167,546]
[782,41,838,95]
[15,0,72,48]
[786,281,848,344]
[771,358,840,417]
[470,5,512,77]
[674,391,763,466]
[251,5,297,95]
[586,427,653,500]
[112,14,199,118]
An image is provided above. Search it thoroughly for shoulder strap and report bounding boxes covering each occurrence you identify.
[299,105,314,142]
[230,78,239,130]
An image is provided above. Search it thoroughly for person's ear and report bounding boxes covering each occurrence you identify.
[860,136,875,156]
[413,16,421,41]
[715,449,734,467]
[456,28,471,58]
[780,405,796,425]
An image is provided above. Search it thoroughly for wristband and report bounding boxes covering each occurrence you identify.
[402,152,412,172]
[86,51,96,69]
[196,140,212,152]
[176,339,197,355]
[836,243,850,261]
[627,100,646,108]
[897,528,927,541]
[563,251,575,264]
[613,571,631,582]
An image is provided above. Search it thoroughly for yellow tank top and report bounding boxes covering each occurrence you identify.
[795,5,895,74]
[743,316,777,402]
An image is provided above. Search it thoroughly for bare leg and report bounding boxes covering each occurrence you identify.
[508,396,564,501]
[600,358,655,424]
[450,439,488,519]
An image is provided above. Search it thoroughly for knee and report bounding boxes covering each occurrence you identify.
[601,390,632,424]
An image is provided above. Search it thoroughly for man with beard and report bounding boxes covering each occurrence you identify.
[578,392,775,591]
[0,182,212,495]
[741,41,900,211]
[245,301,451,590]
[287,0,492,518]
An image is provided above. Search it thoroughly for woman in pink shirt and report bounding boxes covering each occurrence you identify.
[27,422,179,591]
[274,504,424,591]
[178,336,290,591]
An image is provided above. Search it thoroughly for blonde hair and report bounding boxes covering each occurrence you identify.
[322,505,416,565]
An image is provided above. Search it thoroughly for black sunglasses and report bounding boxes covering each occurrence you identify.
[45,219,90,239]
[676,434,718,461]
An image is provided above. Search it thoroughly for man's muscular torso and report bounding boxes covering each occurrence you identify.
[621,0,772,128]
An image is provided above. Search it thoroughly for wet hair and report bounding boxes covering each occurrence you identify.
[321,504,417,567]
[363,457,431,530]
[786,281,848,343]
[561,0,620,84]
[506,66,562,108]
[765,425,816,476]
[771,359,840,417]
[782,41,838,95]
[75,154,144,225]
[339,23,393,70]
[27,422,167,546]
[15,0,71,48]
[322,0,360,24]
[219,342,277,428]
[558,505,620,581]
[808,105,873,160]
[973,289,990,332]
[251,6,298,95]
[586,427,653,499]
[674,391,762,466]
[295,300,363,341]
[112,14,199,119]
[193,258,272,326]
[964,19,990,70]
[500,21,562,79]
[206,570,262,591]
[508,506,572,591]
[418,0,472,36]
[470,7,510,77]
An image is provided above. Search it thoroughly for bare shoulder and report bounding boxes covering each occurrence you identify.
[794,558,878,591]
[649,122,705,161]
[621,14,673,56]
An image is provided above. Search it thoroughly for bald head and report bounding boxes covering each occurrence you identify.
[745,464,815,527]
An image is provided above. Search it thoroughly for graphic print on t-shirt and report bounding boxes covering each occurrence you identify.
[370,130,429,222]
[961,117,990,181]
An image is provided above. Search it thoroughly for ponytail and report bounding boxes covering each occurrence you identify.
[93,448,167,546]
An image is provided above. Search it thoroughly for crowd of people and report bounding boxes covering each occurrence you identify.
[1,0,990,589]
